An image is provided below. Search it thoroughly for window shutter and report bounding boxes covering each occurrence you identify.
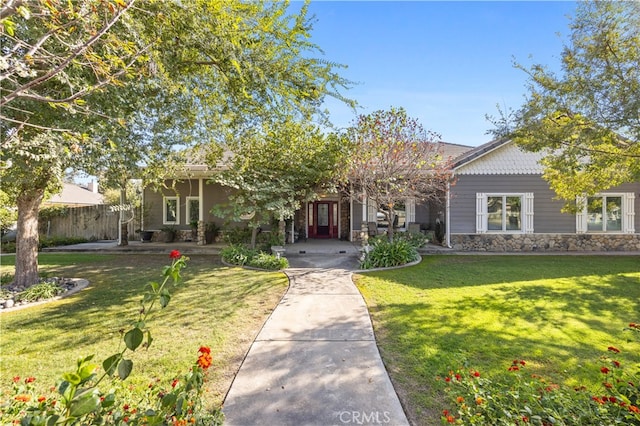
[406,198,416,223]
[623,193,636,234]
[476,193,487,233]
[575,195,587,234]
[523,193,534,233]
[367,199,377,222]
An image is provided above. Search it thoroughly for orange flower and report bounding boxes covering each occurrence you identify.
[14,394,31,402]
[197,346,213,370]
[37,396,46,403]
[476,397,484,405]
[456,396,464,403]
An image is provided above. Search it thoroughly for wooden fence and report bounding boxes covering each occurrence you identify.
[40,205,140,241]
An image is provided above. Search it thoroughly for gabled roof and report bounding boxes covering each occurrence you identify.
[438,141,474,160]
[45,183,104,206]
[453,138,546,175]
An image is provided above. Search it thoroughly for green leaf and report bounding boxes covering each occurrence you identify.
[62,372,81,385]
[77,363,97,382]
[161,392,177,408]
[118,358,133,380]
[103,354,120,376]
[69,389,100,417]
[159,293,171,308]
[146,330,153,350]
[124,327,143,351]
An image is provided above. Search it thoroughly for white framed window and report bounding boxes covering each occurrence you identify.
[476,193,534,233]
[576,193,635,233]
[186,197,200,225]
[163,196,179,225]
[371,198,415,230]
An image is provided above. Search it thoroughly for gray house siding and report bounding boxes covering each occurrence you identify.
[450,174,573,234]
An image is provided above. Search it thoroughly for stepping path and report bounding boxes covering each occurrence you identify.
[222,254,409,425]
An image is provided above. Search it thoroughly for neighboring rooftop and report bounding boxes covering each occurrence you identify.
[44,182,104,207]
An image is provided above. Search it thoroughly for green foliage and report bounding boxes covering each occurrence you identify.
[1,237,88,253]
[221,244,288,270]
[441,325,640,425]
[491,1,640,206]
[220,244,255,266]
[0,253,217,425]
[360,238,418,269]
[394,231,428,248]
[256,231,285,253]
[14,281,64,302]
[248,252,289,271]
[0,190,17,233]
[222,228,253,245]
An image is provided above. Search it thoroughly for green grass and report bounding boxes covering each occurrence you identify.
[0,253,288,410]
[354,255,640,426]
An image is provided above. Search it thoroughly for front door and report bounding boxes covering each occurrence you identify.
[308,201,338,238]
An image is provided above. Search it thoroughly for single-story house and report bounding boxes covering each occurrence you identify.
[142,138,639,251]
[447,138,639,252]
[141,142,472,244]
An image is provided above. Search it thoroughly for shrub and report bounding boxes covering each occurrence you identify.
[440,324,640,425]
[395,231,428,248]
[360,238,418,269]
[248,252,289,270]
[222,227,253,245]
[220,244,256,266]
[15,281,64,302]
[256,231,285,253]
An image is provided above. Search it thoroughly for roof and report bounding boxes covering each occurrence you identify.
[453,138,546,175]
[45,183,104,206]
[438,141,474,160]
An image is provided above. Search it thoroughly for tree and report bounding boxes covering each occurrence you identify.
[346,107,453,242]
[489,1,640,209]
[1,0,354,286]
[213,115,349,249]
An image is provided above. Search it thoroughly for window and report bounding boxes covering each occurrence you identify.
[370,199,415,230]
[186,197,199,224]
[577,193,635,233]
[163,196,179,225]
[477,193,534,233]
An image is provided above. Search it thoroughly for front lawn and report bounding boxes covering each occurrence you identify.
[354,255,640,425]
[0,253,288,414]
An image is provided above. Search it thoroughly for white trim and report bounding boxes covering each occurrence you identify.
[163,196,179,225]
[476,193,487,233]
[406,198,416,224]
[477,193,527,233]
[579,193,634,234]
[186,196,199,224]
[198,178,204,221]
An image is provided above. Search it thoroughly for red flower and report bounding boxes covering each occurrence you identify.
[169,250,181,259]
[472,371,480,377]
[172,379,179,388]
[198,346,211,354]
[629,405,640,414]
[508,366,520,371]
[611,360,620,368]
[456,396,464,403]
[629,323,638,329]
[442,410,449,416]
[446,415,455,423]
[444,376,451,383]
[607,346,620,353]
[25,377,36,383]
[600,367,610,374]
[37,396,46,403]
[12,376,20,383]
[603,382,613,389]
[522,416,529,423]
[455,374,461,381]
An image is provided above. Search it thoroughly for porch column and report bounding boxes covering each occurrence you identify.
[198,178,205,245]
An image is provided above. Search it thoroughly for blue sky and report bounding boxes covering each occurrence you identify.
[305,1,578,146]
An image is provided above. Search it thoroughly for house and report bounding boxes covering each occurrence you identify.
[447,138,640,252]
[141,142,472,243]
[43,181,104,207]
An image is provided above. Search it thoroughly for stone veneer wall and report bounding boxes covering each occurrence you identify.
[450,234,640,252]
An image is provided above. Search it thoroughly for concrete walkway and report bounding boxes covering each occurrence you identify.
[222,254,409,426]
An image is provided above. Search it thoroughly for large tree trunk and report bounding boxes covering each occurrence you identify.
[15,189,44,288]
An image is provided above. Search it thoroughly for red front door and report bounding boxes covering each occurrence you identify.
[308,201,338,238]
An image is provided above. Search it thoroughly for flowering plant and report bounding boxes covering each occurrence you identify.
[0,251,223,425]
[440,323,639,425]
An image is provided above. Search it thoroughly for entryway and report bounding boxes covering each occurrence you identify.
[307,200,338,239]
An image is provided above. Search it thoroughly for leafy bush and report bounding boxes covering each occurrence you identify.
[395,231,428,248]
[256,231,285,252]
[248,252,289,270]
[222,227,252,245]
[221,244,288,270]
[440,324,640,425]
[220,244,256,266]
[14,281,64,302]
[360,238,418,269]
